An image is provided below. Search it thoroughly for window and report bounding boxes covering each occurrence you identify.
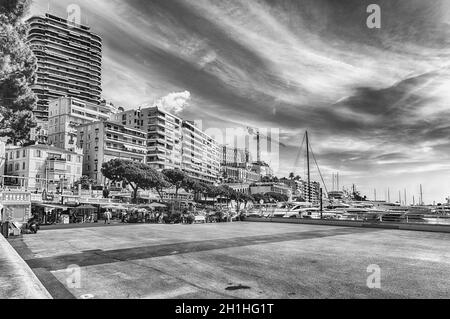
[23,149,26,157]
[16,150,20,158]
[8,164,12,171]
[15,163,19,171]
[35,150,42,158]
[9,152,13,160]
[67,155,72,162]
[22,162,26,170]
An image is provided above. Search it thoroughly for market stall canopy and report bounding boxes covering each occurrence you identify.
[34,204,68,210]
[137,205,153,209]
[74,205,97,210]
[149,203,167,208]
[103,204,129,210]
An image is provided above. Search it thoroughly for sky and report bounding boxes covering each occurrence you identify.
[29,0,450,204]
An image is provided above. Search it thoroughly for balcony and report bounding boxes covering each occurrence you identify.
[105,145,147,156]
[47,158,67,172]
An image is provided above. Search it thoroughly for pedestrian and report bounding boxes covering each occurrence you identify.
[105,209,111,224]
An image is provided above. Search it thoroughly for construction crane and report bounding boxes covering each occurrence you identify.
[247,127,287,163]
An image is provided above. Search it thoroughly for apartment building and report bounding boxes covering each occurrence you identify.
[112,107,220,184]
[47,97,113,152]
[251,162,274,177]
[181,121,220,184]
[222,146,252,166]
[76,121,147,185]
[3,145,83,190]
[282,179,321,204]
[299,180,321,204]
[220,146,259,183]
[249,182,292,199]
[112,107,183,171]
[27,13,103,120]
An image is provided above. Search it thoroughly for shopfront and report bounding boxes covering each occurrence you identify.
[0,191,32,224]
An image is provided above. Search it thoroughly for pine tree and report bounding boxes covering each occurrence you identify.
[0,0,37,145]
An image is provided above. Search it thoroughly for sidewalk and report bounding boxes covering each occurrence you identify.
[0,234,52,299]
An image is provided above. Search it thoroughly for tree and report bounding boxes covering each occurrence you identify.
[74,175,96,190]
[162,169,188,199]
[0,0,38,145]
[265,192,288,203]
[231,189,245,212]
[218,185,234,206]
[184,178,206,203]
[289,172,295,180]
[242,193,254,209]
[146,171,171,201]
[261,176,271,183]
[252,193,265,204]
[101,159,161,203]
[102,187,110,199]
[202,184,217,203]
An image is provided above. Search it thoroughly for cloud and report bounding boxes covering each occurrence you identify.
[153,91,191,115]
[29,0,450,202]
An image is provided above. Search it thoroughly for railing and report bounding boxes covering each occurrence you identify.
[0,191,31,203]
[246,210,450,226]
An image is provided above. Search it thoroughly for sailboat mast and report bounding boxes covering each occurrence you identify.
[420,184,423,205]
[404,189,407,206]
[306,131,311,203]
[256,131,261,163]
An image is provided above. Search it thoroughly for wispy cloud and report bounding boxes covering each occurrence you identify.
[30,0,450,202]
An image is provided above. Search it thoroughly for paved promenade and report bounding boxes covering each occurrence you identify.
[8,222,450,299]
[0,234,52,299]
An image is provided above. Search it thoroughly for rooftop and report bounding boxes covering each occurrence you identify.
[6,144,80,156]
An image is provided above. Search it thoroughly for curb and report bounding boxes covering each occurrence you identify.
[246,217,450,233]
[0,234,53,299]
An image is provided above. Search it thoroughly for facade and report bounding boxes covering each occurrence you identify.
[282,179,321,204]
[224,183,252,195]
[29,122,49,145]
[251,162,274,177]
[76,121,147,185]
[0,141,5,177]
[112,108,221,184]
[221,166,261,184]
[112,107,183,171]
[27,13,102,120]
[181,121,221,184]
[249,182,292,199]
[222,146,251,166]
[48,97,113,152]
[3,145,83,190]
[0,191,32,224]
[220,146,259,183]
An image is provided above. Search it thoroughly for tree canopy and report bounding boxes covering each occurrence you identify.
[101,159,165,202]
[74,175,96,190]
[162,169,188,199]
[0,0,37,145]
